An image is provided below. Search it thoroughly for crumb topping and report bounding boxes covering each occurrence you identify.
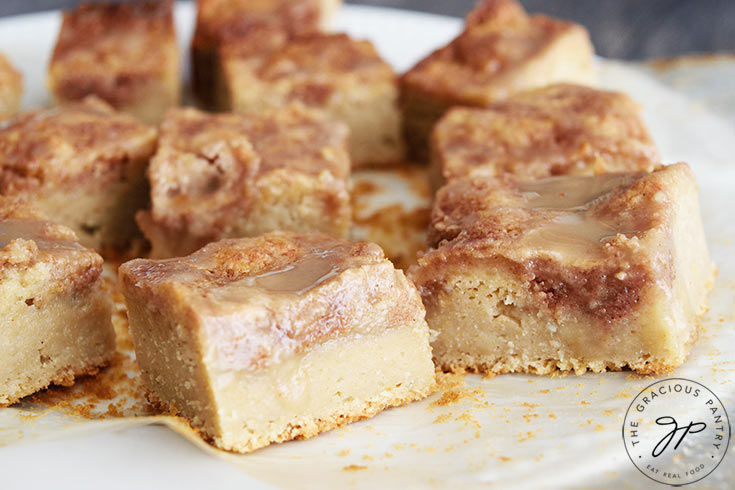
[194,0,323,49]
[222,32,395,106]
[0,97,156,194]
[433,84,660,181]
[143,105,349,243]
[0,197,101,279]
[121,232,383,293]
[50,0,176,105]
[401,0,592,105]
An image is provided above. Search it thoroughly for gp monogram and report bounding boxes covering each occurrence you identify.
[623,378,730,486]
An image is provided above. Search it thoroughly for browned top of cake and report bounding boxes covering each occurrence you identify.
[427,168,674,253]
[401,0,591,106]
[121,232,383,294]
[0,54,23,114]
[49,0,176,104]
[222,32,395,105]
[193,0,323,49]
[412,164,694,323]
[119,232,420,370]
[433,84,660,181]
[145,105,349,237]
[0,97,157,194]
[0,196,101,276]
[155,104,349,177]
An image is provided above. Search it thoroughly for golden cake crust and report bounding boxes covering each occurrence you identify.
[401,0,593,107]
[49,0,177,107]
[0,53,22,116]
[0,97,157,195]
[432,84,660,182]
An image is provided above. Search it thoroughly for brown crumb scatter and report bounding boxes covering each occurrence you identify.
[517,430,542,442]
[430,390,461,407]
[455,412,482,432]
[433,412,453,424]
[342,464,368,471]
[337,449,350,457]
[499,456,512,462]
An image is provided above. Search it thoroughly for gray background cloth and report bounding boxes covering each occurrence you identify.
[1,0,733,60]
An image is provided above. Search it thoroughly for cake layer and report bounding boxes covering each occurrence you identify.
[410,164,715,374]
[431,84,659,185]
[192,0,341,106]
[220,31,404,167]
[137,106,351,258]
[0,97,156,252]
[121,234,417,368]
[120,232,434,452]
[144,321,433,452]
[400,0,595,161]
[0,267,114,405]
[0,198,116,406]
[48,0,180,124]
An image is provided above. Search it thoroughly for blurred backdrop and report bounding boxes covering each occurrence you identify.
[0,0,733,60]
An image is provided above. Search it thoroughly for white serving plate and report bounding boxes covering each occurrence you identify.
[0,3,734,489]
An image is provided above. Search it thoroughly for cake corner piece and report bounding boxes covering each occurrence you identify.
[48,0,180,125]
[219,30,404,167]
[191,0,343,108]
[0,197,115,407]
[409,163,714,375]
[400,0,596,162]
[430,83,660,187]
[0,96,157,254]
[119,232,435,452]
[137,105,352,259]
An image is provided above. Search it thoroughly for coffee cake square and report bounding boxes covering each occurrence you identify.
[219,31,404,167]
[119,232,434,453]
[0,53,22,118]
[409,164,714,375]
[431,84,660,186]
[401,0,595,161]
[137,105,351,258]
[192,0,341,106]
[0,197,115,407]
[48,0,180,125]
[0,97,157,253]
